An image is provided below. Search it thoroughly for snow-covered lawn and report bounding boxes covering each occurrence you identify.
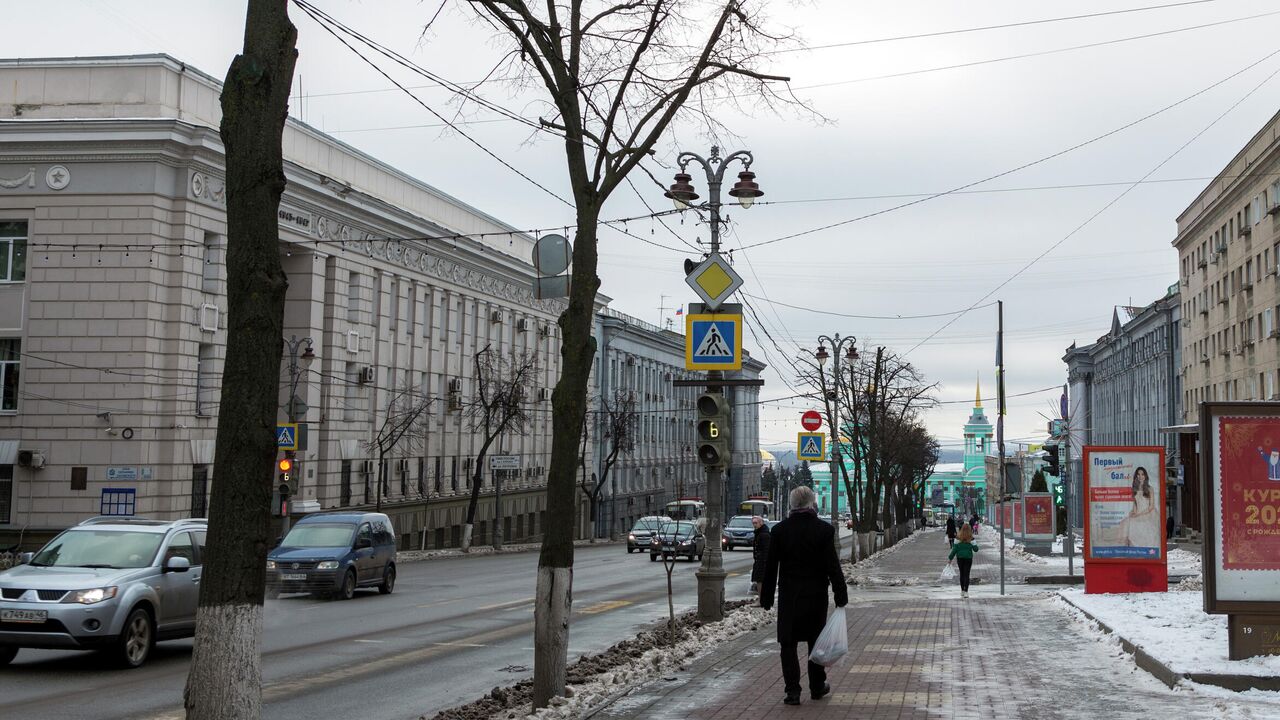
[1058,587,1280,678]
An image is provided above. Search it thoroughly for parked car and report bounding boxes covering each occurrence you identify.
[0,516,208,668]
[650,521,705,562]
[266,512,397,600]
[721,515,756,550]
[626,516,672,554]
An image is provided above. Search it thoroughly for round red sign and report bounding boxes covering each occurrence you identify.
[801,410,822,431]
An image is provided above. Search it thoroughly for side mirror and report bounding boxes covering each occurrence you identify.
[165,556,191,573]
[356,537,373,549]
[18,552,33,565]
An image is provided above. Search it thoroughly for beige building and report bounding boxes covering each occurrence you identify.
[1175,107,1280,418]
[0,55,579,547]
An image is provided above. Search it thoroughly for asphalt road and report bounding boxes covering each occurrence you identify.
[0,539,786,720]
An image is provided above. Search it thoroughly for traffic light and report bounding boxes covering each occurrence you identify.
[276,455,294,517]
[1045,445,1061,476]
[696,391,732,467]
[1051,483,1064,507]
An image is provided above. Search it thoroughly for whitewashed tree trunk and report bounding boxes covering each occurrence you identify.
[533,565,572,704]
[461,523,474,552]
[184,604,263,719]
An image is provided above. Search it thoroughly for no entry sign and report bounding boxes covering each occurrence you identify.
[801,410,822,431]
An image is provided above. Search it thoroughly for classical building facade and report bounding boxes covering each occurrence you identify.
[0,55,584,547]
[1063,288,1181,525]
[925,380,991,516]
[592,309,764,535]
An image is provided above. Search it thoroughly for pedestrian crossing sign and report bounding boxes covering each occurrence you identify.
[685,313,742,370]
[276,423,298,450]
[797,432,826,461]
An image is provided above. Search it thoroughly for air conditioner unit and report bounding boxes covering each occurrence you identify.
[1199,307,1209,315]
[538,388,551,401]
[1269,266,1278,277]
[1180,277,1189,287]
[1219,296,1229,305]
[358,366,375,384]
[1245,339,1256,348]
[1269,203,1280,216]
[625,356,635,366]
[448,378,462,393]
[1220,349,1231,357]
[16,449,45,469]
[516,318,529,332]
[1243,280,1254,291]
[1200,353,1210,364]
[1180,318,1191,327]
[1197,259,1208,269]
[361,460,374,475]
[199,304,219,332]
[1210,255,1220,265]
[1241,225,1253,237]
[1270,329,1280,339]
[538,325,551,337]
[490,310,503,323]
[1217,243,1228,254]
[347,331,360,354]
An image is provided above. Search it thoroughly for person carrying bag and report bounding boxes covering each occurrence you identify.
[947,524,978,598]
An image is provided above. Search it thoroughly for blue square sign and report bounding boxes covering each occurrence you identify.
[685,314,742,370]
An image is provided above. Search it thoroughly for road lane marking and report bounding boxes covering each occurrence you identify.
[579,600,632,614]
[434,641,486,648]
[354,639,385,644]
[727,571,741,577]
[416,598,463,608]
[477,596,534,611]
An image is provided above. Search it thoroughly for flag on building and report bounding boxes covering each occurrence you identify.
[675,307,683,316]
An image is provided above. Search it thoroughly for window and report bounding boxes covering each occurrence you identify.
[344,362,360,421]
[0,221,27,282]
[196,343,216,416]
[0,464,11,523]
[0,338,19,411]
[164,532,196,565]
[347,271,361,322]
[340,459,352,506]
[1270,309,1276,338]
[201,232,219,291]
[192,465,209,518]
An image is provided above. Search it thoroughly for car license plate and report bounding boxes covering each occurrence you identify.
[280,573,307,581]
[1,609,47,623]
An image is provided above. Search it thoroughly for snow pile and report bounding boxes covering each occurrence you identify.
[1058,588,1280,677]
[1173,575,1203,592]
[399,538,616,563]
[1005,542,1048,565]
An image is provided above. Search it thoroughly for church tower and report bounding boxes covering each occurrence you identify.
[963,377,994,486]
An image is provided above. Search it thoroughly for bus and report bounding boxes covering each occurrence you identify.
[664,498,706,522]
[739,496,775,520]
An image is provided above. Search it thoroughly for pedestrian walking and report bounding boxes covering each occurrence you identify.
[970,513,980,533]
[749,515,771,594]
[948,524,978,598]
[760,486,848,706]
[945,514,957,547]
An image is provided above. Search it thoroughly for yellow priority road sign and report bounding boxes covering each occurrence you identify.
[686,253,743,311]
[797,432,826,461]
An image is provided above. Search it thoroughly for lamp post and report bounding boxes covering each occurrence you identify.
[281,334,315,534]
[812,335,858,555]
[664,146,763,623]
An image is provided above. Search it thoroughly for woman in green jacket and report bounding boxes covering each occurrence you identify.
[948,524,978,598]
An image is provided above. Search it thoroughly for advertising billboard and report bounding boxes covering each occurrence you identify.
[1201,404,1280,614]
[1083,446,1167,594]
[1023,493,1055,539]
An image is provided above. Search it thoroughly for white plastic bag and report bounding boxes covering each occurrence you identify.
[809,607,848,667]
[941,563,956,581]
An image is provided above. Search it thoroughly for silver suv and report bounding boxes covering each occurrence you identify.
[0,516,206,668]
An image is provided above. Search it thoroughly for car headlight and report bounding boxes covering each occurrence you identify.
[680,540,692,546]
[266,560,277,570]
[628,534,635,540]
[65,587,118,605]
[316,560,339,570]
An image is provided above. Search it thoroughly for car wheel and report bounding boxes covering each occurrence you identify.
[336,569,356,600]
[379,565,396,595]
[626,547,633,554]
[114,607,154,669]
[0,646,17,665]
[649,554,657,562]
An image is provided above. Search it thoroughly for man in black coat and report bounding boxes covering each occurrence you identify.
[760,486,848,706]
[945,514,957,546]
[749,516,771,593]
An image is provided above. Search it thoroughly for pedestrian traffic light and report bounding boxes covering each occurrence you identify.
[1051,483,1064,507]
[696,391,732,468]
[1045,445,1060,476]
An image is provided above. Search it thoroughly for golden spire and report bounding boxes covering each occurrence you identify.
[975,374,982,408]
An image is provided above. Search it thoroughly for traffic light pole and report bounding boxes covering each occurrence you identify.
[1063,433,1074,576]
[696,372,728,623]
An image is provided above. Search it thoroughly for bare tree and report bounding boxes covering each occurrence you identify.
[460,1,802,706]
[579,389,638,539]
[183,2,296,718]
[364,386,432,512]
[461,345,538,551]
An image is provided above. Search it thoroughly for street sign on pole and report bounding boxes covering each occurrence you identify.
[489,455,521,471]
[685,313,742,370]
[801,410,822,431]
[797,432,826,461]
[275,423,298,450]
[685,253,743,311]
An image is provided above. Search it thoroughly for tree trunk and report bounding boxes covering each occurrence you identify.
[462,439,496,552]
[533,203,600,708]
[183,3,296,718]
[375,453,386,512]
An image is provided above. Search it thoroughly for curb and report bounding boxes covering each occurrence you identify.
[397,538,622,564]
[1057,593,1280,692]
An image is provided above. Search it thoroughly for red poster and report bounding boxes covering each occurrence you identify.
[1013,499,1024,533]
[1025,494,1054,536]
[1001,502,1013,530]
[1217,417,1280,571]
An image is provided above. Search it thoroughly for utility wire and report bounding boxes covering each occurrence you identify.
[741,292,1000,320]
[737,45,1280,251]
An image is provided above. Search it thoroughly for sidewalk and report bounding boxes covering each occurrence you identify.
[591,529,1280,720]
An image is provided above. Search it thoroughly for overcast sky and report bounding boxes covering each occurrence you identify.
[11,0,1280,454]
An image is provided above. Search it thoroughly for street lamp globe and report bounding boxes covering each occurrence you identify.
[845,344,859,362]
[664,172,699,210]
[727,170,763,209]
[815,345,830,367]
[300,341,316,368]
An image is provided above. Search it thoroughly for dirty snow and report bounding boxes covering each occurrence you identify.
[399,538,618,563]
[1058,588,1280,678]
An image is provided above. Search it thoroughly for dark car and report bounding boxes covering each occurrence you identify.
[626,516,672,553]
[721,515,756,551]
[650,521,704,562]
[266,512,397,600]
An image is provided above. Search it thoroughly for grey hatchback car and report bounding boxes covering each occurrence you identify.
[0,516,207,668]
